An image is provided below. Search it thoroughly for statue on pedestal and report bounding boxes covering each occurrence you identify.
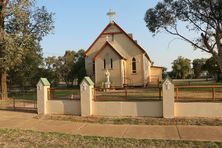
[104,69,111,89]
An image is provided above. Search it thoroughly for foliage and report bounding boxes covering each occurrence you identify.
[171,56,191,79]
[59,50,76,87]
[202,56,222,81]
[45,49,86,87]
[0,0,54,97]
[144,0,222,72]
[192,58,207,78]
[7,43,43,87]
[0,0,54,71]
[162,67,167,79]
[73,49,86,85]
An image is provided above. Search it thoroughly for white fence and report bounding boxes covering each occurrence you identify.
[37,77,222,118]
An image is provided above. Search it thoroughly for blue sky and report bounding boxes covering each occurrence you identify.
[36,0,211,70]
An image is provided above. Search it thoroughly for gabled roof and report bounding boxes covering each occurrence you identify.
[85,21,152,62]
[93,41,127,61]
[108,41,128,58]
[81,77,94,86]
[37,78,50,86]
[151,66,164,69]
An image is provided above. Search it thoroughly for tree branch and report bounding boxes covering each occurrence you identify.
[164,26,210,53]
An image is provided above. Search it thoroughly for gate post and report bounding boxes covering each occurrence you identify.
[80,77,94,116]
[162,78,175,118]
[37,78,50,115]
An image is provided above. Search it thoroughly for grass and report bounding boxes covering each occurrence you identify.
[39,115,222,126]
[50,89,80,100]
[173,80,222,86]
[8,91,36,100]
[0,128,221,148]
[96,88,161,101]
[0,100,13,105]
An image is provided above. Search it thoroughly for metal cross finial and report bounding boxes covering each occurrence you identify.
[107,9,116,23]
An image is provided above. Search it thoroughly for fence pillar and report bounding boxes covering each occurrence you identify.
[80,77,94,116]
[162,78,175,118]
[37,78,50,115]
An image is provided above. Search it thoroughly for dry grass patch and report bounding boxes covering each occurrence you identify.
[37,115,222,126]
[0,128,221,148]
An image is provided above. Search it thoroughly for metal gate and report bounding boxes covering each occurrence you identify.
[0,88,37,113]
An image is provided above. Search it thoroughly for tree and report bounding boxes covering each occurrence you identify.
[8,43,43,87]
[171,56,191,79]
[144,0,222,73]
[0,0,54,99]
[45,51,76,87]
[61,50,76,87]
[73,49,86,85]
[202,56,221,80]
[162,67,167,79]
[45,49,86,87]
[192,58,207,78]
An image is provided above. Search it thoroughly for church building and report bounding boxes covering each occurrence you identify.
[85,10,162,87]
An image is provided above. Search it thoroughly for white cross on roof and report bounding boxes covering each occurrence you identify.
[107,9,116,23]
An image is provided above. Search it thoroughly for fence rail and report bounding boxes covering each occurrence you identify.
[94,86,162,101]
[175,85,222,102]
[48,88,80,100]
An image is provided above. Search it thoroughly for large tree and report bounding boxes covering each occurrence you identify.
[144,0,222,72]
[8,43,43,87]
[202,56,221,80]
[192,58,207,78]
[45,49,86,87]
[0,0,54,99]
[73,49,86,85]
[171,56,191,79]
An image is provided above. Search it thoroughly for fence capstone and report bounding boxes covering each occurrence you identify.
[162,77,175,118]
[80,77,94,116]
[37,78,50,115]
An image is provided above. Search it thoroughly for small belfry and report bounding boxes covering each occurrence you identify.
[106,9,116,23]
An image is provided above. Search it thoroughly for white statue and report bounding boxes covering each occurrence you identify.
[105,69,110,83]
[105,69,111,88]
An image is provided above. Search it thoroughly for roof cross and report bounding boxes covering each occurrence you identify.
[107,9,116,23]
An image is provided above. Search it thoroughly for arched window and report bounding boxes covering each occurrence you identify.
[110,58,113,69]
[93,61,95,75]
[132,57,136,73]
[104,59,106,69]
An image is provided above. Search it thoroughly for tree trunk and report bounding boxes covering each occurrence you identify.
[219,58,222,74]
[1,71,7,99]
[0,0,8,99]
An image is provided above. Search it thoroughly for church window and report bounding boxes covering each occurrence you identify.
[110,58,113,69]
[132,57,136,73]
[104,59,106,69]
[93,61,95,75]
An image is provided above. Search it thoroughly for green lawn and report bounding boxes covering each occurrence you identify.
[49,89,80,100]
[7,89,80,100]
[0,128,221,148]
[173,80,222,86]
[8,91,36,100]
[96,88,161,101]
